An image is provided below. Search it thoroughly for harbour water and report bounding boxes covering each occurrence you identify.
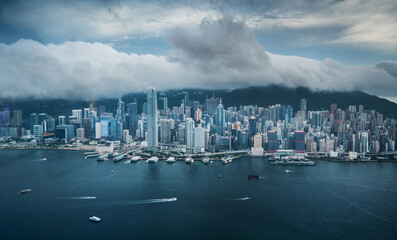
[0,150,396,240]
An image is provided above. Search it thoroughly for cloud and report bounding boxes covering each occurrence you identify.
[0,18,396,100]
[1,0,396,51]
[168,17,269,71]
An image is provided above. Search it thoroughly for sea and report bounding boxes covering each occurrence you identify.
[0,149,396,240]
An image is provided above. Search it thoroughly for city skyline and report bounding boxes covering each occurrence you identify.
[1,87,395,158]
[0,0,396,102]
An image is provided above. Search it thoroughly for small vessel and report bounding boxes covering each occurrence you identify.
[248,174,259,180]
[130,156,141,163]
[146,157,159,163]
[111,170,115,174]
[185,157,194,164]
[202,157,210,164]
[285,170,292,173]
[166,157,176,163]
[20,188,32,194]
[89,216,101,222]
[41,158,47,161]
[222,156,233,164]
[218,174,222,178]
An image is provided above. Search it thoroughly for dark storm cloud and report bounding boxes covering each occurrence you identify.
[169,17,269,71]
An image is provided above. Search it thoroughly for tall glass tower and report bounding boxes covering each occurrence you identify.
[216,102,225,136]
[147,87,158,149]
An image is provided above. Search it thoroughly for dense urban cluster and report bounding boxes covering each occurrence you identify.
[0,87,396,158]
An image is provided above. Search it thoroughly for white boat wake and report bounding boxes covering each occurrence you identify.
[68,196,98,200]
[131,197,178,204]
[33,158,47,162]
[231,197,250,201]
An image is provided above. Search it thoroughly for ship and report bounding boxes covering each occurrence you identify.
[146,157,159,163]
[166,157,176,163]
[185,157,194,164]
[222,156,233,164]
[270,157,315,166]
[130,156,141,163]
[202,157,210,164]
[20,189,32,194]
[89,216,101,222]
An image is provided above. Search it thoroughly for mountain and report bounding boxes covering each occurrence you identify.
[1,85,396,119]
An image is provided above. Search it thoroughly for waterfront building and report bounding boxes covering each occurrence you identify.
[147,87,158,149]
[33,125,43,142]
[76,128,85,140]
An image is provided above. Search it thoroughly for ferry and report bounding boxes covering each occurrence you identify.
[271,156,315,166]
[130,156,141,163]
[166,157,176,163]
[185,157,194,164]
[89,216,101,222]
[146,157,159,163]
[97,152,111,161]
[222,156,233,164]
[202,157,210,164]
[85,153,100,158]
[20,188,32,194]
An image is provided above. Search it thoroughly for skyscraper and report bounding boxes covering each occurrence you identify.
[185,118,194,147]
[147,87,158,149]
[300,98,307,120]
[127,101,138,137]
[216,102,225,136]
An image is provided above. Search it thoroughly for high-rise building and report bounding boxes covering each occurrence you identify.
[216,102,225,136]
[294,131,305,153]
[147,87,158,149]
[185,118,194,147]
[95,122,101,139]
[160,119,172,144]
[127,101,138,137]
[99,114,109,138]
[268,131,278,153]
[249,115,256,138]
[194,124,205,151]
[29,113,38,131]
[33,125,43,142]
[58,116,66,125]
[300,98,307,120]
[76,128,85,140]
[195,109,202,122]
[72,109,83,127]
[13,110,22,125]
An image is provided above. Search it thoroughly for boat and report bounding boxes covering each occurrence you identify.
[185,157,194,164]
[218,174,222,178]
[270,156,315,166]
[97,152,111,161]
[166,157,176,163]
[130,156,141,163]
[85,153,100,158]
[222,156,233,164]
[41,158,47,161]
[248,174,259,180]
[20,188,32,194]
[285,170,292,173]
[84,152,96,156]
[89,216,101,222]
[146,157,159,163]
[202,157,210,164]
[113,153,127,162]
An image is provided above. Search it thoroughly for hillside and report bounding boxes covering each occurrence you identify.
[1,86,396,118]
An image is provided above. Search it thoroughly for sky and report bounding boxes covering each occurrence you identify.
[0,0,396,101]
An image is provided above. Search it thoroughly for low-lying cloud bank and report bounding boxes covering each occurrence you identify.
[0,18,396,100]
